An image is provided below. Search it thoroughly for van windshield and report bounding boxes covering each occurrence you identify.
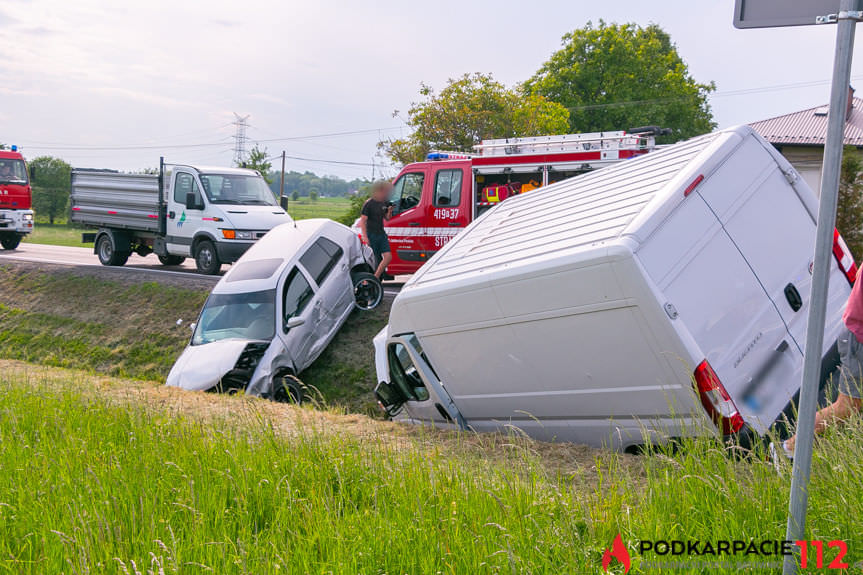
[192,289,275,345]
[199,173,278,206]
[0,159,28,185]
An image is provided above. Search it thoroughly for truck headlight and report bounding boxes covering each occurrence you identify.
[23,213,33,221]
[235,230,254,240]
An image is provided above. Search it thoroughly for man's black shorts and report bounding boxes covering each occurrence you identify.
[367,233,391,262]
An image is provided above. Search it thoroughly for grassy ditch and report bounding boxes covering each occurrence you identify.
[0,265,388,412]
[0,364,861,574]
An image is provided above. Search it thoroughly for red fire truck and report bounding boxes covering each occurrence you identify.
[0,146,34,250]
[372,128,663,275]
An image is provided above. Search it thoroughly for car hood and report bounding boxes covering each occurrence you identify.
[219,206,292,230]
[166,339,252,391]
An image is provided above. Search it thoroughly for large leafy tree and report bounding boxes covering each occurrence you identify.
[242,144,273,183]
[524,21,716,141]
[29,156,71,224]
[837,147,863,261]
[381,73,570,164]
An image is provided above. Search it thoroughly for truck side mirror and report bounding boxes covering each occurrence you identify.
[185,191,199,210]
[279,196,288,211]
[28,166,36,180]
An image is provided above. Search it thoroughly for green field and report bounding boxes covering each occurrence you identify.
[22,197,353,248]
[0,363,861,574]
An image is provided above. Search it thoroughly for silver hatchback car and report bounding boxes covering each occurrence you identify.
[166,219,383,402]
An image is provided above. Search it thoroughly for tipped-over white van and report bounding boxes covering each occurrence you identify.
[372,125,856,450]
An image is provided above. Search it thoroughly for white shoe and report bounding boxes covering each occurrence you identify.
[769,440,794,474]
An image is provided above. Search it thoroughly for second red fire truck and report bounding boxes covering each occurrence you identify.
[371,127,664,275]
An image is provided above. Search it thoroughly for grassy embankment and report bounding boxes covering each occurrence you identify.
[0,265,387,413]
[0,362,861,574]
[23,197,352,248]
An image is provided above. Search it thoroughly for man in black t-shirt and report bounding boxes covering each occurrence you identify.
[359,181,394,278]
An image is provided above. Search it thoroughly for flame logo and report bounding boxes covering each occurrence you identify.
[602,533,631,573]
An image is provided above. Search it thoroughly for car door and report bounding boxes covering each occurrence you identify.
[279,265,318,372]
[298,236,352,355]
[166,170,205,256]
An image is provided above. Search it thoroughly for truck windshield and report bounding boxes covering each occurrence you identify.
[0,159,28,185]
[192,289,276,345]
[199,173,277,206]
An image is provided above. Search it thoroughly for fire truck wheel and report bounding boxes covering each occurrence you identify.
[96,234,129,266]
[0,233,21,250]
[158,255,186,266]
[273,374,304,404]
[352,272,383,310]
[194,240,221,275]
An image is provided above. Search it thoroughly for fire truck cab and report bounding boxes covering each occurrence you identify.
[379,128,662,275]
[0,146,34,250]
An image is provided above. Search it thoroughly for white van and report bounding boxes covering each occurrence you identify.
[372,125,857,451]
[167,219,382,401]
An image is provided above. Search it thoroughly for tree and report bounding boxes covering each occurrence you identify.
[29,156,71,224]
[291,190,300,201]
[380,73,570,164]
[243,144,273,183]
[309,189,319,202]
[523,21,716,142]
[339,184,372,226]
[837,147,863,261]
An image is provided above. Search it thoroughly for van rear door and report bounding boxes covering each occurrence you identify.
[638,192,802,434]
[694,134,848,355]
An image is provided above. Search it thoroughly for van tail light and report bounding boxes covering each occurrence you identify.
[693,360,745,435]
[832,229,857,286]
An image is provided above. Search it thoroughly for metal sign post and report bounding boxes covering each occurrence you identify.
[783,3,861,573]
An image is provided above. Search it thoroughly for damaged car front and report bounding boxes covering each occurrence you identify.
[166,288,301,402]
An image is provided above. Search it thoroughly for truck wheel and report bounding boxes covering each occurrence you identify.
[352,272,383,310]
[96,234,129,266]
[194,240,221,275]
[0,233,21,250]
[273,374,304,404]
[158,255,186,266]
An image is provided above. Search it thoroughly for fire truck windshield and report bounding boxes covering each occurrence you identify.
[0,159,28,185]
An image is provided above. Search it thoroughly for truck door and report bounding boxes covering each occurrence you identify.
[429,165,471,252]
[166,170,205,256]
[385,169,430,274]
[695,135,849,355]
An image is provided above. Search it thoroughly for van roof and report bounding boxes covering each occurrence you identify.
[408,127,760,288]
[213,218,344,294]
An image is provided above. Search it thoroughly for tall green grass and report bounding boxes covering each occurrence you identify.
[0,370,861,574]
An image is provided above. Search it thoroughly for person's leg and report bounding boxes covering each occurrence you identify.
[375,250,391,278]
[786,393,863,452]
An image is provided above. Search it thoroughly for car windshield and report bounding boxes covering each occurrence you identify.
[199,173,278,206]
[192,289,276,345]
[0,159,28,185]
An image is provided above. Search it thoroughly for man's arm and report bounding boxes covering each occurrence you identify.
[358,214,368,243]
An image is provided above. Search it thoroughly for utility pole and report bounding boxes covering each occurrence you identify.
[280,150,286,204]
[231,113,251,167]
[371,156,375,182]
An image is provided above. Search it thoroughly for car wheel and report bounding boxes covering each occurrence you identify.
[158,255,186,266]
[0,233,21,250]
[194,240,221,275]
[273,374,304,404]
[96,234,129,266]
[352,271,383,310]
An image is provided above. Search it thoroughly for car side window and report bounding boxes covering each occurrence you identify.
[391,172,424,214]
[299,237,344,286]
[434,169,462,207]
[282,267,314,327]
[174,173,202,206]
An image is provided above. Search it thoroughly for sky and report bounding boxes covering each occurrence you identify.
[3,0,863,180]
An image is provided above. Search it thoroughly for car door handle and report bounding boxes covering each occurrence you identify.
[168,211,175,219]
[784,283,803,312]
[408,222,420,227]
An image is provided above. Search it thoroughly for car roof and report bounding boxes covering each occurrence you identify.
[212,219,350,294]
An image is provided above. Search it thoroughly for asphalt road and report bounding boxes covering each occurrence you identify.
[1,243,404,295]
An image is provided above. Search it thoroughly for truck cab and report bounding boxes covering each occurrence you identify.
[0,147,34,250]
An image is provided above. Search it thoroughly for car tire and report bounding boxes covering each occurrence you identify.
[273,374,304,404]
[352,271,383,310]
[158,255,186,266]
[96,234,129,266]
[194,240,221,275]
[0,233,22,250]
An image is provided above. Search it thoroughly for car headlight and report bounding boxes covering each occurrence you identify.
[235,230,254,240]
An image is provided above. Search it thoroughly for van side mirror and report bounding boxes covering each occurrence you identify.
[186,191,200,210]
[374,381,407,416]
[286,316,305,329]
[279,196,288,211]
